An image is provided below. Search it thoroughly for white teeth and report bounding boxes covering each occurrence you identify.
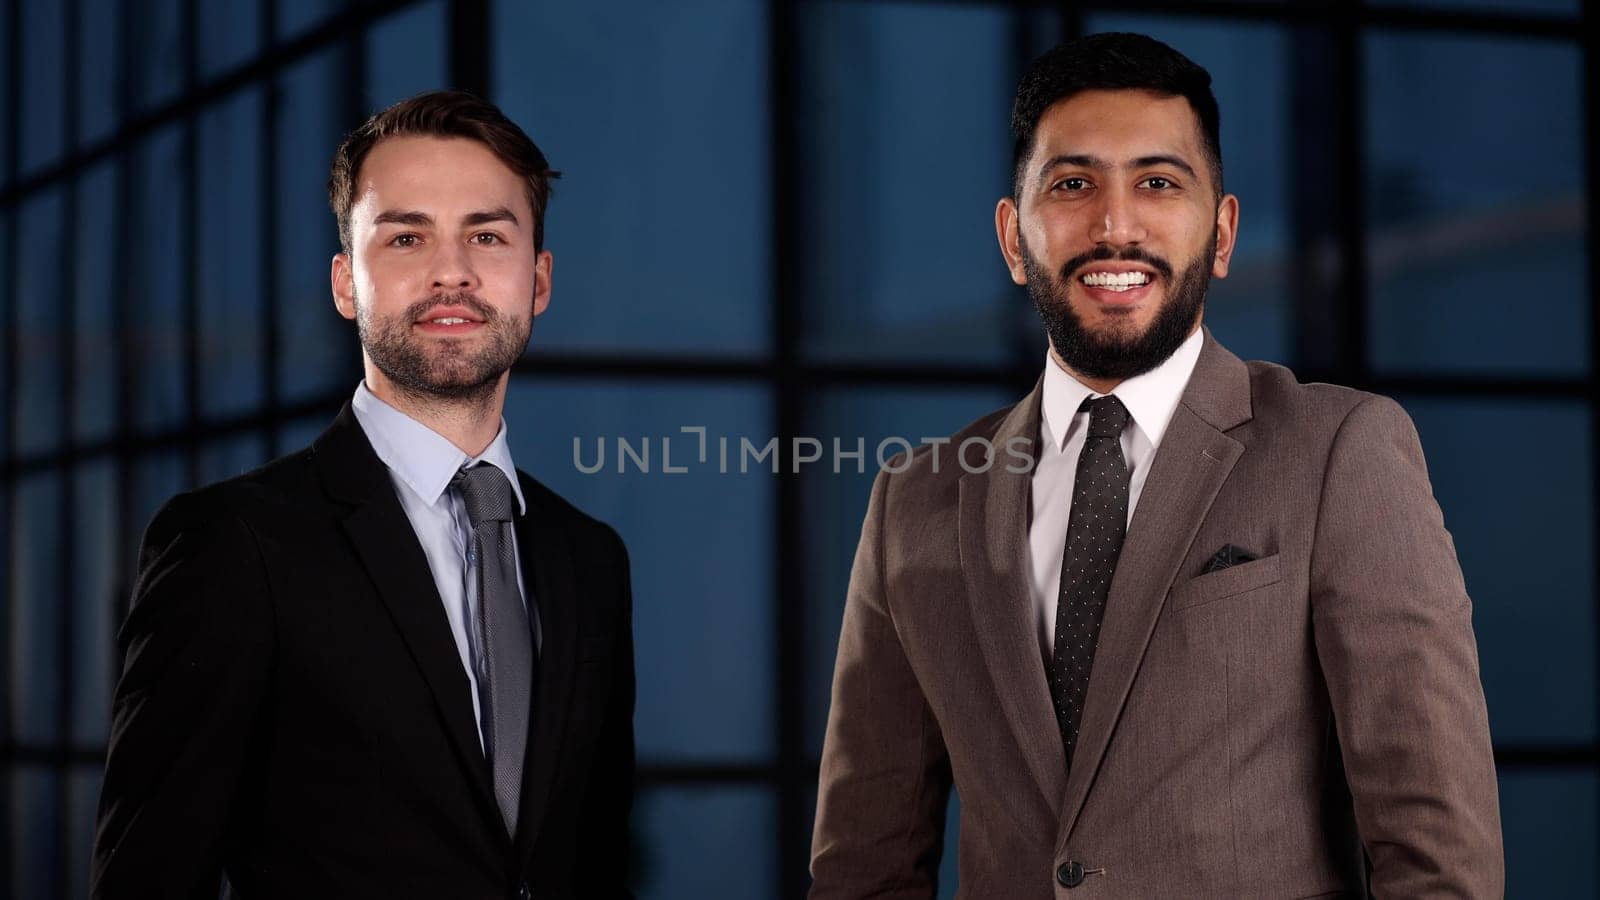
[429,317,469,325]
[1081,271,1151,288]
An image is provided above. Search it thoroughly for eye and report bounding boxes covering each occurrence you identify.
[1053,177,1089,192]
[1143,177,1174,190]
[390,233,420,248]
[471,232,502,246]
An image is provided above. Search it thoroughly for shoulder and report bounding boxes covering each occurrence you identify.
[1242,359,1417,444]
[139,448,321,559]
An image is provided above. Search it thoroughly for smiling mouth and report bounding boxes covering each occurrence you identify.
[1079,271,1153,293]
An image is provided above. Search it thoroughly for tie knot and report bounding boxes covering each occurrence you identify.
[1080,395,1130,439]
[453,464,515,526]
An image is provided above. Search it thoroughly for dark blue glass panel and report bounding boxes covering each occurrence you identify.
[199,0,262,79]
[1499,769,1598,898]
[0,0,9,179]
[198,90,266,420]
[795,2,1062,366]
[938,791,959,899]
[198,433,270,487]
[78,0,121,148]
[133,0,183,115]
[504,377,775,762]
[20,0,65,176]
[1373,0,1576,14]
[1397,396,1595,744]
[491,0,771,356]
[1365,33,1586,375]
[68,767,105,900]
[11,475,63,744]
[634,787,775,899]
[9,766,60,900]
[277,0,345,42]
[74,160,119,443]
[132,127,186,432]
[800,385,1014,756]
[14,189,65,455]
[277,411,338,458]
[276,49,359,404]
[131,454,187,569]
[366,1,445,110]
[1081,16,1293,365]
[72,460,118,744]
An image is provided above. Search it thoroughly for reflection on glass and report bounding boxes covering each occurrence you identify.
[1365,33,1586,375]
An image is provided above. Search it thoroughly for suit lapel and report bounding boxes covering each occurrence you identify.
[1056,330,1253,846]
[514,482,580,867]
[959,380,1070,812]
[314,405,503,836]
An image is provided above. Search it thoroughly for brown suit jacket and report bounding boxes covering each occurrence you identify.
[811,330,1502,898]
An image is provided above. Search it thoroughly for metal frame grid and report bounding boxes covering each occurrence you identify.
[0,0,1593,897]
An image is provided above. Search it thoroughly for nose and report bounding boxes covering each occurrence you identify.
[427,238,481,293]
[1088,184,1148,247]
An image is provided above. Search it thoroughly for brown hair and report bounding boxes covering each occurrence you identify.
[327,90,560,253]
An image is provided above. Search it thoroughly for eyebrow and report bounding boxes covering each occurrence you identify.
[372,206,522,228]
[1036,153,1200,186]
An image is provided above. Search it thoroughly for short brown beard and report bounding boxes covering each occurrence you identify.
[354,287,532,407]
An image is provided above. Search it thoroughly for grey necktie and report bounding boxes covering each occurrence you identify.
[1049,395,1131,770]
[453,464,534,838]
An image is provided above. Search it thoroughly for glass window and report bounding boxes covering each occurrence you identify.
[633,787,775,898]
[1499,769,1598,896]
[491,0,772,356]
[1080,16,1294,365]
[505,378,775,763]
[20,0,65,176]
[72,460,119,745]
[0,0,9,180]
[67,767,104,900]
[276,0,345,43]
[133,0,183,115]
[1397,396,1595,744]
[131,127,187,433]
[199,0,262,80]
[198,90,266,420]
[799,385,1015,756]
[74,161,119,443]
[276,49,359,405]
[9,765,60,900]
[1365,33,1586,375]
[1371,0,1577,15]
[77,0,121,149]
[14,189,65,456]
[197,433,269,487]
[130,454,187,569]
[366,1,446,110]
[795,1,1054,366]
[11,475,64,745]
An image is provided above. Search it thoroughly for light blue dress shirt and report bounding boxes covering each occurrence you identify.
[351,382,539,752]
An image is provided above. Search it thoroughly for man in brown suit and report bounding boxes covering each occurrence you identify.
[810,33,1502,898]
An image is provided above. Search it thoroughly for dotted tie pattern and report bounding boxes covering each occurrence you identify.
[453,463,535,838]
[1049,395,1131,771]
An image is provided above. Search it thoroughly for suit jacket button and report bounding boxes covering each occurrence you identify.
[1057,860,1085,888]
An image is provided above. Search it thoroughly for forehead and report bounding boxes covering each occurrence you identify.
[352,135,530,220]
[1031,89,1205,166]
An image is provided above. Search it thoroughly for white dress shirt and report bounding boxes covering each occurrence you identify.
[351,382,539,751]
[1028,327,1204,660]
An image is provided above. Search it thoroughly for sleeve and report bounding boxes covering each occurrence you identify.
[90,500,276,900]
[575,525,637,899]
[1309,394,1504,897]
[810,466,952,900]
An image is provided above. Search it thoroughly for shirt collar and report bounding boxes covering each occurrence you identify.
[1040,325,1204,452]
[350,381,528,515]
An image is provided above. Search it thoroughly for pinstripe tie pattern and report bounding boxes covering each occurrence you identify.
[453,463,533,838]
[1049,395,1131,770]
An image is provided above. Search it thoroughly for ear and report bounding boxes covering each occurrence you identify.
[331,252,357,321]
[995,197,1028,286]
[532,249,553,317]
[1211,193,1240,279]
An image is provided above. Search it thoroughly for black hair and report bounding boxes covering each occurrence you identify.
[1010,32,1222,202]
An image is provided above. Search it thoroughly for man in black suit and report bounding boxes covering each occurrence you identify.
[91,90,635,899]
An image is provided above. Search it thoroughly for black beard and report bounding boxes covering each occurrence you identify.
[355,288,532,406]
[1021,232,1214,381]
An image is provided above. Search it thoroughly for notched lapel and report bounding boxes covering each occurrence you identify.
[514,496,580,865]
[958,383,1070,812]
[1056,331,1252,847]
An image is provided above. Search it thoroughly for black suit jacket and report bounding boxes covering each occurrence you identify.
[91,403,635,899]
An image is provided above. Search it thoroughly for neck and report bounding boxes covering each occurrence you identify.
[363,363,509,458]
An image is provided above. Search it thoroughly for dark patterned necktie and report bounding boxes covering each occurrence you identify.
[453,464,534,838]
[1049,395,1131,770]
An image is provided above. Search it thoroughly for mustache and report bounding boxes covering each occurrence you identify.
[405,292,499,323]
[1059,245,1174,283]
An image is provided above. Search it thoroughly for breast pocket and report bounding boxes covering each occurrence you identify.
[1168,553,1282,612]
